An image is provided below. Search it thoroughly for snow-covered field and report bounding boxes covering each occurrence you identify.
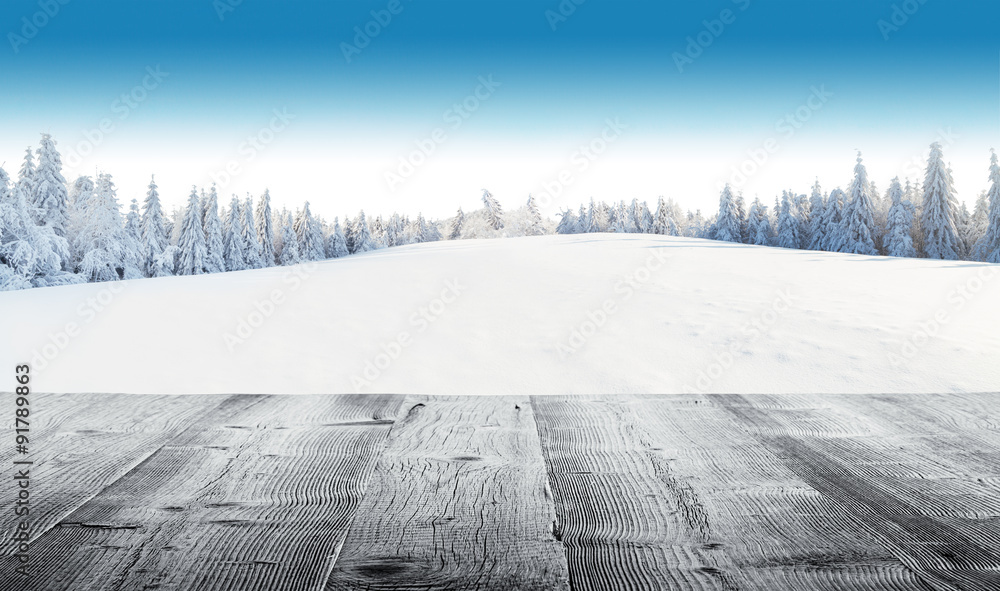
[2,234,998,395]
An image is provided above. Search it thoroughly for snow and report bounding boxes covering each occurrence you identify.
[3,233,998,395]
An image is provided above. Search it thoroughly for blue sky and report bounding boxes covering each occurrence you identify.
[2,0,998,217]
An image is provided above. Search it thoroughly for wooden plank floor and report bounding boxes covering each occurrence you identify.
[1,393,998,591]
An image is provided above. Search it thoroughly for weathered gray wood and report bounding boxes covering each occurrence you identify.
[0,393,224,558]
[326,396,571,591]
[717,393,1000,591]
[532,395,945,591]
[0,394,403,591]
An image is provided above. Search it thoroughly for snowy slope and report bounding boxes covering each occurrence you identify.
[2,234,998,395]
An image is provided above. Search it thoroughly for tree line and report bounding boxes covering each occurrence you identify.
[556,143,1000,263]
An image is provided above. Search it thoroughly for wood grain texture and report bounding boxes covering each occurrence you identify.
[0,393,223,558]
[716,393,1000,591]
[325,396,571,591]
[0,394,403,591]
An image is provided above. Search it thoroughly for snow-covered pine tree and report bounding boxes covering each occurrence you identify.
[976,150,1000,262]
[574,204,589,233]
[177,187,208,276]
[328,217,349,258]
[222,196,247,271]
[279,212,301,265]
[968,190,989,260]
[423,215,442,241]
[838,153,878,255]
[125,199,142,244]
[66,176,95,263]
[294,201,326,261]
[609,201,628,233]
[0,167,76,289]
[956,201,976,259]
[353,211,375,253]
[735,193,748,242]
[16,148,36,214]
[819,188,846,252]
[556,209,577,234]
[714,184,742,243]
[525,195,544,236]
[586,199,603,232]
[746,197,773,246]
[255,189,276,266]
[482,189,504,231]
[138,176,169,277]
[775,191,801,249]
[449,207,465,239]
[32,134,70,240]
[371,215,388,249]
[241,197,264,269]
[883,177,916,258]
[806,180,826,250]
[202,186,226,273]
[920,142,962,260]
[74,173,142,282]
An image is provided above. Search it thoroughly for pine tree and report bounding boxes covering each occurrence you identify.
[241,197,264,269]
[652,196,678,236]
[968,190,989,260]
[74,173,142,282]
[819,188,846,252]
[279,212,301,265]
[125,199,142,244]
[449,207,465,239]
[714,184,742,243]
[139,176,169,277]
[294,201,326,261]
[746,197,773,246]
[222,196,247,271]
[609,201,628,233]
[32,134,70,238]
[353,211,375,253]
[16,148,36,213]
[839,154,878,255]
[255,189,276,266]
[525,195,544,236]
[177,187,208,275]
[806,180,826,250]
[976,150,1000,262]
[556,209,577,234]
[883,177,916,258]
[735,193,748,242]
[66,176,95,263]
[920,142,962,259]
[776,191,801,249]
[202,186,225,273]
[0,167,76,289]
[328,217,349,258]
[956,201,976,259]
[482,189,504,231]
[575,204,589,233]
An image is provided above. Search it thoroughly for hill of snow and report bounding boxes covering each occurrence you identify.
[3,234,997,395]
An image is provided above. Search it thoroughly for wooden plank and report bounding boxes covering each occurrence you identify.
[325,396,571,591]
[717,393,1000,591]
[532,395,742,591]
[0,394,403,591]
[533,395,939,591]
[0,392,224,557]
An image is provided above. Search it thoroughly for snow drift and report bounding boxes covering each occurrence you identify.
[2,234,997,395]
